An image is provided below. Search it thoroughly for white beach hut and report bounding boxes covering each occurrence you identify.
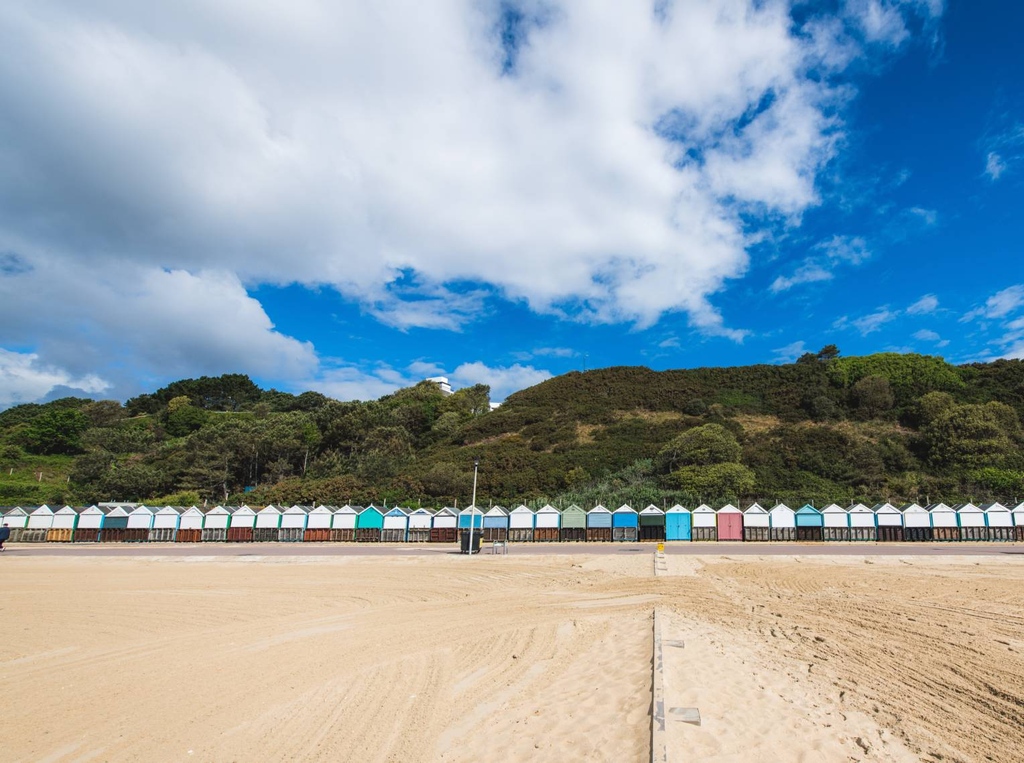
[331,505,359,541]
[873,503,904,542]
[508,505,536,542]
[956,502,986,541]
[303,504,334,541]
[126,505,155,542]
[1012,502,1024,542]
[50,505,79,542]
[768,503,795,541]
[280,505,310,542]
[1,506,30,543]
[692,504,717,542]
[900,503,932,542]
[822,504,851,541]
[742,503,769,541]
[74,505,105,542]
[226,505,257,542]
[982,502,1013,542]
[25,505,55,542]
[535,504,561,541]
[253,505,283,542]
[482,505,510,542]
[847,503,876,541]
[202,505,230,542]
[100,505,132,542]
[408,508,433,542]
[176,506,205,542]
[430,506,458,543]
[150,506,181,541]
[382,507,410,543]
[926,503,958,541]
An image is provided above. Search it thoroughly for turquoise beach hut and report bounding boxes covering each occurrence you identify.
[794,504,824,541]
[665,505,691,541]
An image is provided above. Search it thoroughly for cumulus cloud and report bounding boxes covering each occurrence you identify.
[0,1,943,401]
[913,329,940,341]
[906,294,939,315]
[0,349,109,408]
[449,362,552,402]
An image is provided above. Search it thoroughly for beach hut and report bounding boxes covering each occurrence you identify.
[926,503,958,541]
[873,503,904,542]
[73,505,104,542]
[482,506,510,542]
[536,504,562,542]
[585,505,611,542]
[639,505,667,542]
[253,505,283,542]
[508,505,536,542]
[382,507,410,543]
[126,505,155,542]
[100,505,132,542]
[176,506,205,542]
[430,507,458,543]
[25,505,55,543]
[559,505,587,542]
[150,506,181,542]
[457,506,484,530]
[716,504,744,542]
[794,505,824,541]
[847,503,877,541]
[279,505,310,542]
[303,505,334,542]
[768,503,795,541]
[900,503,932,542]
[692,505,717,542]
[820,504,850,541]
[1011,502,1024,542]
[2,506,30,543]
[612,505,639,542]
[227,505,257,542]
[407,508,433,542]
[202,505,230,542]
[665,505,691,542]
[982,503,1014,542]
[356,505,384,542]
[955,503,986,541]
[49,505,79,542]
[741,503,769,541]
[331,505,359,542]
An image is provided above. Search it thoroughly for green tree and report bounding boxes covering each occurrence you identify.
[850,375,895,419]
[667,462,756,500]
[20,408,90,455]
[925,403,1017,470]
[164,396,209,437]
[655,423,741,473]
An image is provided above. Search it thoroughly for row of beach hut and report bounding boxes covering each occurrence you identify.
[3,502,1024,543]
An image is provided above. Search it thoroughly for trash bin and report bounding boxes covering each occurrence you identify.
[460,529,482,554]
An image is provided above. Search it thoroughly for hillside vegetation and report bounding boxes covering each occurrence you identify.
[2,349,1023,508]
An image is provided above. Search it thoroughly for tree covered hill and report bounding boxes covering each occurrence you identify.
[2,349,1023,508]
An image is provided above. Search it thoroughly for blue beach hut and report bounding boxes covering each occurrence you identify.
[665,505,691,541]
[794,504,824,541]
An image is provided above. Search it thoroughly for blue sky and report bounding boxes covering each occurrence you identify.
[1,1,1023,408]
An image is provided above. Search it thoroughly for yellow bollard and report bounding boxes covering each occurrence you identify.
[657,542,664,553]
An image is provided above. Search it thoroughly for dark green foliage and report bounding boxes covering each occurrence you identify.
[4,353,1024,507]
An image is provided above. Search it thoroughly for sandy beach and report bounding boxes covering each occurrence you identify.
[1,551,1022,762]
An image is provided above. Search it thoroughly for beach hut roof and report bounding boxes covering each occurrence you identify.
[846,503,870,512]
[510,505,535,515]
[718,504,741,513]
[232,505,257,516]
[639,506,665,516]
[954,502,981,512]
[614,504,638,514]
[693,504,714,513]
[925,502,952,512]
[206,505,230,516]
[458,505,484,515]
[796,504,821,514]
[284,505,311,514]
[769,503,792,512]
[484,506,509,517]
[743,503,768,514]
[980,502,1007,511]
[129,505,154,516]
[410,507,434,516]
[563,504,585,513]
[385,507,410,517]
[155,506,182,515]
[29,505,54,516]
[332,505,358,515]
[587,504,611,514]
[258,505,283,515]
[181,506,206,516]
[898,503,926,513]
[54,505,80,515]
[435,506,458,517]
[872,503,898,513]
[361,505,385,515]
[821,504,846,513]
[666,504,690,514]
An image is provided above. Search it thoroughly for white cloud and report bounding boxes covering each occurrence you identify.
[851,307,899,335]
[771,234,869,292]
[772,340,807,363]
[449,362,552,402]
[658,337,681,349]
[962,284,1024,322]
[913,328,940,341]
[985,152,1006,181]
[906,294,939,315]
[0,1,944,401]
[0,349,109,408]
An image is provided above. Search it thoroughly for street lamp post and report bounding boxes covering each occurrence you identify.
[468,457,479,555]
